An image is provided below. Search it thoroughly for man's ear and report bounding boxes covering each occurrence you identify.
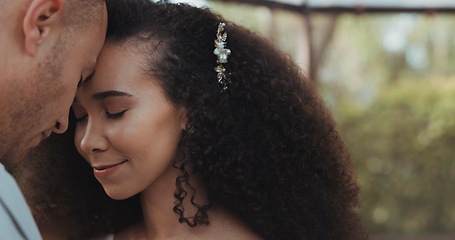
[23,0,64,56]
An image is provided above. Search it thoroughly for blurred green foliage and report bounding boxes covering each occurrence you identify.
[337,80,455,233]
[318,13,455,234]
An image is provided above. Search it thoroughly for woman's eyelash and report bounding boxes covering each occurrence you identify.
[74,110,127,122]
[106,110,127,120]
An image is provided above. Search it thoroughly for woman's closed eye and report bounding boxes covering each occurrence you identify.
[106,110,127,120]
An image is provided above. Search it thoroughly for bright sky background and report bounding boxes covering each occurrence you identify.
[168,0,207,7]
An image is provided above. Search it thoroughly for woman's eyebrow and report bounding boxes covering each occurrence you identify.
[92,90,133,100]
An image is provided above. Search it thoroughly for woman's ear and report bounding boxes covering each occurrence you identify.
[23,0,64,56]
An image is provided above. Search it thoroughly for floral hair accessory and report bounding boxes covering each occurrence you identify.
[213,22,232,91]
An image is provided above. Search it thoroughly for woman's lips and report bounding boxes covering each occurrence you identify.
[93,160,128,178]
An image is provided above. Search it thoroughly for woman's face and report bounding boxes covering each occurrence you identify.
[72,43,186,200]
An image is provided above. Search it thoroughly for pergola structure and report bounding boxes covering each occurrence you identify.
[215,0,455,14]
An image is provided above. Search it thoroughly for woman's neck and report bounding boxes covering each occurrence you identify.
[116,164,261,240]
[140,165,210,239]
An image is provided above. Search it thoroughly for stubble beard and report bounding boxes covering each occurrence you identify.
[0,39,65,165]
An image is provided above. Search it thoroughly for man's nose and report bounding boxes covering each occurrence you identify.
[53,115,69,134]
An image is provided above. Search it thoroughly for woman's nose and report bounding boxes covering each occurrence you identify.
[78,120,109,154]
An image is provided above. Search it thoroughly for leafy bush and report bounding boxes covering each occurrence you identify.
[337,80,455,234]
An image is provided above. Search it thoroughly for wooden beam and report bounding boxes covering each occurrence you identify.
[215,0,455,14]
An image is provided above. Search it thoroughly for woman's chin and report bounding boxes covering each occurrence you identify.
[104,188,134,200]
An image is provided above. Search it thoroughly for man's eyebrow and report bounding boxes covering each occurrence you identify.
[77,72,95,88]
[92,90,133,100]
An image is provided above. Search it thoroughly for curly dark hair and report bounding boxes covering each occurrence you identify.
[16,0,367,239]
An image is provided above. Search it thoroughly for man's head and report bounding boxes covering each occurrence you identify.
[0,0,108,163]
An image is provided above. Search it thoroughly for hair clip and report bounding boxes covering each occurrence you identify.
[213,22,232,91]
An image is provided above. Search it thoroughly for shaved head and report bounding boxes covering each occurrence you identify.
[65,0,105,29]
